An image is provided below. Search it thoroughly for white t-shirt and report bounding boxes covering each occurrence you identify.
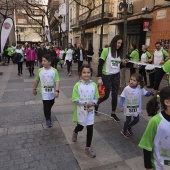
[141,53,147,63]
[139,113,170,170]
[101,49,121,75]
[59,50,64,59]
[154,50,164,66]
[120,85,147,117]
[16,49,24,62]
[72,81,99,126]
[35,67,60,100]
[80,50,83,61]
[65,49,73,61]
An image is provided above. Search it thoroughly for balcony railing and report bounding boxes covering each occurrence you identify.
[70,18,79,28]
[79,2,113,25]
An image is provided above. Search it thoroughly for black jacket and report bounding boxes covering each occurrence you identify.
[75,48,86,61]
[37,48,48,62]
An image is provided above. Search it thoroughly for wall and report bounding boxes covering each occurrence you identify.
[150,8,170,53]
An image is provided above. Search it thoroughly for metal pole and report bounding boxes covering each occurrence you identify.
[98,0,105,57]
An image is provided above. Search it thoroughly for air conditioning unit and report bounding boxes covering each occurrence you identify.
[118,1,133,14]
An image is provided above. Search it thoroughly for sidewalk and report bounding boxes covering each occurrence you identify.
[0,61,167,170]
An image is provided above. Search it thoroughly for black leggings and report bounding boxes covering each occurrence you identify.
[123,115,139,133]
[43,99,55,120]
[18,62,23,74]
[78,61,83,72]
[97,73,120,112]
[139,65,147,85]
[74,124,93,147]
[153,68,165,90]
[66,60,72,73]
[27,61,35,75]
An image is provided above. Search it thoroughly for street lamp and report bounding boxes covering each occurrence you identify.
[16,29,19,42]
[58,15,63,47]
[98,0,105,57]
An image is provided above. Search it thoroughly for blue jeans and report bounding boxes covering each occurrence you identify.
[123,114,139,133]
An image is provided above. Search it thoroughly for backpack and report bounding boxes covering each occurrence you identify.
[13,53,22,63]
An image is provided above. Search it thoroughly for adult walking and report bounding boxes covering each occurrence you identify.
[138,45,152,86]
[15,44,24,76]
[64,44,74,76]
[147,42,169,88]
[128,44,139,75]
[96,35,123,122]
[37,43,48,68]
[48,46,58,69]
[75,43,86,73]
[25,44,37,76]
[86,41,94,66]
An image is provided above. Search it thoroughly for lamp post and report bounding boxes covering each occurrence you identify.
[58,15,63,47]
[16,29,19,42]
[98,0,105,57]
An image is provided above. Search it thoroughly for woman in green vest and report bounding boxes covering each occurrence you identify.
[129,44,139,75]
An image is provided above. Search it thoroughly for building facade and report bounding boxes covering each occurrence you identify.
[14,0,48,43]
[67,0,170,62]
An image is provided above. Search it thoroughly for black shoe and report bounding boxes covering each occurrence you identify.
[32,73,34,76]
[147,86,153,88]
[30,74,32,77]
[111,114,120,122]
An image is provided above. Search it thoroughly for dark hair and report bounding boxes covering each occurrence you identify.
[155,42,161,46]
[109,35,123,59]
[42,54,52,62]
[79,64,93,77]
[131,44,137,49]
[146,86,170,116]
[130,73,145,88]
[146,97,159,117]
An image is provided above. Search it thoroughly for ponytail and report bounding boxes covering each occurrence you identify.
[146,96,160,117]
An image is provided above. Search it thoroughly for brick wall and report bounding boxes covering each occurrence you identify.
[150,8,170,54]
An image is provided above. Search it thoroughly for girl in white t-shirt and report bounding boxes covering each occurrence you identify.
[72,64,99,158]
[139,86,170,170]
[120,73,152,138]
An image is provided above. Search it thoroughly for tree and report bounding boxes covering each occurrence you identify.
[73,0,96,47]
[14,0,59,41]
[0,0,16,19]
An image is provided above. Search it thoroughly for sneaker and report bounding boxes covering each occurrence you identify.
[46,120,52,127]
[68,72,71,76]
[85,147,96,158]
[127,128,133,136]
[111,114,120,122]
[72,131,77,142]
[121,130,130,138]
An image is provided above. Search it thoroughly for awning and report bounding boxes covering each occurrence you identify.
[109,14,153,25]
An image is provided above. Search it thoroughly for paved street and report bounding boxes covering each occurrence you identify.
[0,61,168,170]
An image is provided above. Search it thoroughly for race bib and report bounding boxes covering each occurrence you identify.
[111,60,120,69]
[43,86,54,93]
[126,105,139,115]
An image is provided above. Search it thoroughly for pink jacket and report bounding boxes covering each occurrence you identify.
[55,49,60,57]
[25,48,37,61]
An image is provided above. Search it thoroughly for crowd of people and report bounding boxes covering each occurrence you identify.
[1,36,170,169]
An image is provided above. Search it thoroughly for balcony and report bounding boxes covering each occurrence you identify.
[70,18,79,28]
[79,2,113,26]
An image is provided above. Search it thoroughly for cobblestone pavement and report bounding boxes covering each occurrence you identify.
[0,61,168,170]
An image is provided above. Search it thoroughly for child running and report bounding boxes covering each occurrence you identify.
[139,86,170,170]
[33,54,60,127]
[72,64,99,158]
[120,73,152,138]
